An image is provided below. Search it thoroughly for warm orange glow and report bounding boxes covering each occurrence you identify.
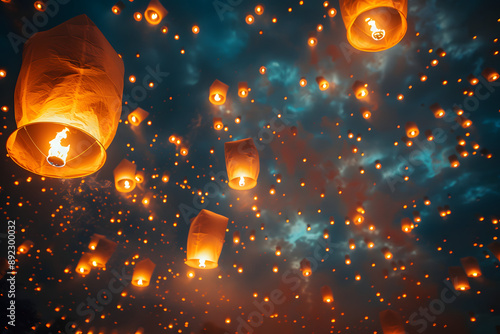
[255,5,264,15]
[308,37,318,46]
[213,117,223,130]
[449,154,459,168]
[34,1,46,11]
[114,159,137,192]
[246,15,255,24]
[430,103,445,118]
[316,76,329,90]
[132,258,156,287]
[225,138,260,190]
[405,121,419,138]
[134,12,143,21]
[192,25,200,34]
[145,0,168,25]
[299,77,307,87]
[482,67,499,82]
[238,82,249,97]
[209,79,229,105]
[328,8,337,17]
[128,107,149,126]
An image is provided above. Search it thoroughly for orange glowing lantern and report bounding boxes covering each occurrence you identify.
[128,107,149,126]
[89,237,117,268]
[6,15,124,178]
[112,1,125,14]
[449,266,470,291]
[250,230,256,241]
[456,116,472,128]
[430,103,445,118]
[349,238,356,250]
[401,217,413,233]
[213,117,223,130]
[233,231,240,244]
[328,8,337,17]
[18,240,34,254]
[487,241,500,261]
[76,253,92,275]
[413,210,421,223]
[460,256,481,278]
[379,309,405,334]
[299,77,307,87]
[321,286,334,303]
[238,82,249,98]
[323,229,329,239]
[345,254,351,265]
[316,76,329,90]
[255,4,264,15]
[224,138,260,190]
[308,35,318,46]
[88,233,105,251]
[405,121,419,138]
[135,171,145,184]
[482,68,499,82]
[275,246,281,256]
[185,209,228,269]
[162,171,170,183]
[300,258,312,276]
[114,159,137,192]
[132,258,156,287]
[381,247,393,260]
[419,73,427,81]
[145,0,167,25]
[449,154,459,168]
[352,80,368,99]
[467,74,479,85]
[34,1,46,11]
[192,25,200,34]
[209,79,229,105]
[425,129,434,141]
[339,0,407,52]
[246,14,255,24]
[436,48,446,57]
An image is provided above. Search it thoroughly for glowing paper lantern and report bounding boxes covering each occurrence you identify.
[88,233,105,250]
[112,1,125,14]
[300,258,312,276]
[481,68,499,82]
[401,217,413,233]
[224,138,260,190]
[316,76,329,90]
[128,107,149,126]
[352,80,368,98]
[18,240,34,254]
[238,82,249,98]
[321,285,334,303]
[449,154,460,168]
[145,0,167,25]
[76,253,92,275]
[379,309,405,334]
[89,237,117,268]
[339,0,408,52]
[209,79,229,105]
[185,209,228,269]
[449,266,470,291]
[405,121,419,138]
[488,241,500,261]
[132,258,156,287]
[213,117,223,130]
[114,159,137,192]
[6,15,124,178]
[430,103,445,118]
[233,231,240,244]
[135,171,145,184]
[460,256,481,278]
[467,74,479,85]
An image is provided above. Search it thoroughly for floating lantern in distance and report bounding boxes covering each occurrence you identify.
[345,254,351,265]
[361,108,371,119]
[142,192,153,206]
[134,12,143,21]
[259,66,267,74]
[192,25,200,34]
[18,240,34,254]
[401,217,413,233]
[6,15,124,178]
[482,68,499,82]
[448,154,459,168]
[238,82,249,98]
[449,266,470,291]
[405,121,419,138]
[487,241,500,261]
[224,138,260,190]
[456,145,468,158]
[299,77,307,87]
[34,1,46,11]
[300,258,312,276]
[460,257,481,277]
[323,229,329,239]
[114,159,136,192]
[246,14,254,24]
[375,160,382,169]
[456,116,472,128]
[436,48,446,57]
[209,79,229,105]
[269,185,276,195]
[213,117,223,130]
[429,103,445,118]
[316,76,329,90]
[180,147,189,156]
[112,1,125,14]
[381,247,393,260]
[352,80,368,99]
[250,230,256,241]
[0,69,5,78]
[328,7,337,17]
[413,210,421,223]
[339,0,407,52]
[89,237,117,268]
[128,107,149,126]
[349,238,356,250]
[379,309,405,334]
[425,129,434,141]
[467,74,479,85]
[233,231,240,244]
[255,4,264,15]
[321,286,334,303]
[145,0,167,25]
[291,126,298,136]
[132,258,156,287]
[88,234,105,251]
[275,246,281,256]
[185,210,228,269]
[76,253,92,275]
[419,73,427,81]
[308,35,318,46]
[162,171,170,183]
[135,170,145,184]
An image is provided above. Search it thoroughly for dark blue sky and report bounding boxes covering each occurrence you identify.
[1,0,500,333]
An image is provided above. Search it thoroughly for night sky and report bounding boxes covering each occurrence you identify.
[1,0,500,333]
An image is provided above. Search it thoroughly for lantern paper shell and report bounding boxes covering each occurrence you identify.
[430,103,445,118]
[488,241,500,261]
[145,0,168,25]
[132,258,156,287]
[114,159,137,192]
[460,256,481,277]
[449,266,470,291]
[224,138,260,190]
[112,1,125,14]
[300,258,312,276]
[238,82,249,98]
[316,76,329,90]
[209,79,229,105]
[482,67,499,82]
[213,117,223,130]
[88,233,105,250]
[6,15,124,178]
[128,107,149,126]
[76,253,92,275]
[405,121,419,138]
[89,237,117,268]
[185,209,228,269]
[339,0,408,52]
[18,240,34,254]
[352,80,369,98]
[321,285,334,303]
[379,309,405,334]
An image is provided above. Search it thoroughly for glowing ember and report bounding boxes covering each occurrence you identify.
[47,127,70,167]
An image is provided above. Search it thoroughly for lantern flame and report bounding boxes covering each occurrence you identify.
[214,94,222,102]
[365,18,385,41]
[47,127,70,167]
[79,267,84,273]
[92,261,97,267]
[124,180,131,189]
[137,279,143,286]
[199,258,206,268]
[239,176,245,187]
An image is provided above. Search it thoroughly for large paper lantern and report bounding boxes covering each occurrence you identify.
[76,253,92,275]
[145,0,168,25]
[132,258,156,287]
[6,15,124,178]
[185,209,228,269]
[89,237,117,268]
[339,0,408,52]
[224,138,260,190]
[114,159,137,192]
[209,79,229,105]
[379,309,405,334]
[352,80,368,98]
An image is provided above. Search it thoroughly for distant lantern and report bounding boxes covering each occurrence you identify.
[487,241,500,261]
[300,258,312,276]
[34,1,46,11]
[162,171,170,183]
[379,309,405,334]
[112,1,125,14]
[352,80,368,99]
[448,154,459,168]
[192,25,200,34]
[425,129,434,141]
[339,0,407,52]
[135,171,145,184]
[128,107,149,126]
[142,192,153,206]
[381,247,392,260]
[209,79,229,105]
[224,138,260,190]
[321,285,334,303]
[308,35,318,46]
[6,15,124,178]
[233,231,240,244]
[449,266,470,291]
[255,4,264,15]
[145,0,167,25]
[405,121,419,138]
[349,238,356,250]
[114,159,137,192]
[467,74,479,85]
[328,7,337,17]
[275,246,281,256]
[436,48,446,57]
[412,210,421,223]
[185,209,228,269]
[132,258,156,287]
[245,14,255,24]
[238,82,249,98]
[323,229,329,239]
[291,126,298,136]
[18,240,34,254]
[481,67,499,82]
[345,254,351,265]
[213,117,223,130]
[375,160,382,169]
[88,233,105,251]
[429,103,445,118]
[89,237,117,268]
[361,108,371,119]
[299,77,307,87]
[401,217,413,233]
[76,253,92,275]
[419,73,427,81]
[460,256,482,278]
[249,230,256,241]
[316,76,329,90]
[456,116,472,128]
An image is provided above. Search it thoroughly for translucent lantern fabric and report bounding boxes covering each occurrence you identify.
[132,258,156,287]
[185,209,228,269]
[89,237,117,268]
[224,138,260,190]
[6,15,124,178]
[379,309,405,334]
[339,0,408,52]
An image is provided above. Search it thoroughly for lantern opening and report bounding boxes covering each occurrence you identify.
[46,127,70,167]
[365,17,385,40]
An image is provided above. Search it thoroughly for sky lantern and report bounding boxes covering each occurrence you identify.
[238,82,249,97]
[449,266,470,291]
[185,209,228,269]
[299,77,307,87]
[34,1,46,11]
[345,254,351,265]
[349,238,356,250]
[213,117,223,130]
[18,240,34,254]
[361,108,371,119]
[413,210,421,223]
[145,0,167,25]
[254,4,264,15]
[132,258,156,287]
[112,1,125,14]
[430,103,445,118]
[245,14,255,24]
[233,231,240,244]
[460,256,482,277]
[449,154,460,168]
[457,116,472,128]
[467,74,479,85]
[401,217,413,233]
[162,171,170,183]
[381,247,393,260]
[482,67,499,82]
[249,230,256,241]
[352,80,368,98]
[339,0,407,52]
[135,171,145,184]
[487,241,500,261]
[436,48,446,57]
[300,258,312,276]
[321,286,334,303]
[89,237,117,268]
[224,138,260,190]
[114,159,137,192]
[405,121,419,138]
[209,79,229,105]
[6,15,124,178]
[323,229,329,239]
[128,107,149,126]
[88,233,105,251]
[316,76,329,90]
[379,309,405,334]
[275,246,281,256]
[76,253,92,275]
